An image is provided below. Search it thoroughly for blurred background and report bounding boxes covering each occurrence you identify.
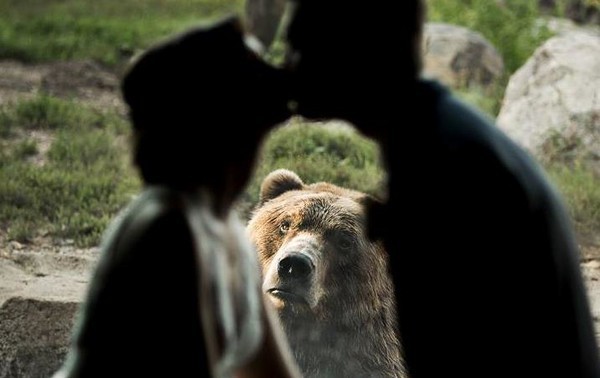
[0,0,598,376]
[0,0,598,248]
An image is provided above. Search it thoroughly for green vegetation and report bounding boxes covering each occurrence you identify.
[0,95,120,134]
[254,120,384,196]
[0,0,244,67]
[0,96,140,246]
[0,0,597,248]
[454,85,506,118]
[547,163,600,238]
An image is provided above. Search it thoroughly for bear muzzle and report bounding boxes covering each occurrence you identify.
[263,250,318,310]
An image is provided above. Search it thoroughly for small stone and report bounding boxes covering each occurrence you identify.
[9,241,23,250]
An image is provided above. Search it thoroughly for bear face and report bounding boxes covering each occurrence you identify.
[247,169,405,377]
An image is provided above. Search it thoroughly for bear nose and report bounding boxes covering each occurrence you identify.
[278,254,313,279]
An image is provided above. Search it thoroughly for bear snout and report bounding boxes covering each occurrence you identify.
[278,253,314,280]
[263,250,319,310]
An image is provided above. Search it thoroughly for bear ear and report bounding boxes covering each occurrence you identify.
[259,169,304,205]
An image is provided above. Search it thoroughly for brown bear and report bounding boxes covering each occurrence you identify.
[246,169,406,378]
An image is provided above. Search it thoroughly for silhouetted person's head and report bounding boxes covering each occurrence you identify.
[285,0,424,132]
[121,17,290,207]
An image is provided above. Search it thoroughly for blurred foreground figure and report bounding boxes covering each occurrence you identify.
[244,0,287,51]
[53,16,300,378]
[284,0,600,377]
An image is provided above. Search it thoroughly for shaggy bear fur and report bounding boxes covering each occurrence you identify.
[247,169,405,377]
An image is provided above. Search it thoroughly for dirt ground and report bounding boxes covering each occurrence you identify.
[1,59,599,345]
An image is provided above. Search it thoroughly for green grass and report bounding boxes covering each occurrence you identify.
[454,84,507,118]
[0,94,118,134]
[0,0,244,67]
[0,96,140,246]
[547,163,600,238]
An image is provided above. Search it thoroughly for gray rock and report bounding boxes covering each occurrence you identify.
[496,31,600,165]
[0,298,79,378]
[422,22,505,92]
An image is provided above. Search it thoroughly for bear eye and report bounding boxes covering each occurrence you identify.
[338,233,355,251]
[279,220,291,234]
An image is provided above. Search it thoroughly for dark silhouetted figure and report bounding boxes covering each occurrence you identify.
[284,1,600,377]
[53,16,300,378]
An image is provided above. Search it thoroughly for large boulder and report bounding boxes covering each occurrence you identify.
[496,31,600,165]
[422,22,505,92]
[0,248,96,378]
[0,298,79,378]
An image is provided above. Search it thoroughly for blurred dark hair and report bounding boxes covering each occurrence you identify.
[121,16,289,187]
[287,0,425,78]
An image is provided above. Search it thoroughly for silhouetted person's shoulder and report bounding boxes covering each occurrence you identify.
[58,187,209,378]
[384,78,600,378]
[427,81,535,168]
